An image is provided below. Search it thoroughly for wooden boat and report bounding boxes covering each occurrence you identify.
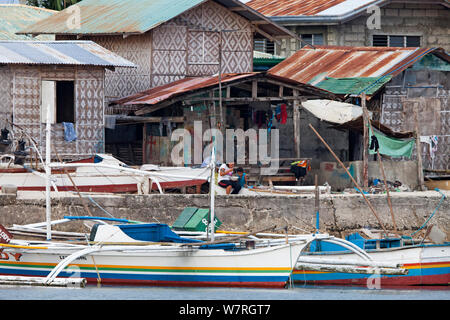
[0,231,311,288]
[0,154,209,194]
[293,234,450,286]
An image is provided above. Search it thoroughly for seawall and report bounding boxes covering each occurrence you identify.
[0,191,449,240]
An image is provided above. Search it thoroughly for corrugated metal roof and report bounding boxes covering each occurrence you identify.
[19,0,296,39]
[245,0,350,16]
[0,4,56,40]
[0,40,136,68]
[113,73,257,105]
[268,46,450,88]
[315,76,392,96]
[112,71,336,106]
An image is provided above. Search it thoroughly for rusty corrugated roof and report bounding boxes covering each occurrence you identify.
[112,73,257,105]
[112,71,337,106]
[268,46,450,86]
[0,4,56,40]
[245,0,349,16]
[18,0,297,39]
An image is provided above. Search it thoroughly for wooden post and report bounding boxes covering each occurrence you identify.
[361,93,369,189]
[315,174,319,233]
[414,104,425,191]
[293,90,301,158]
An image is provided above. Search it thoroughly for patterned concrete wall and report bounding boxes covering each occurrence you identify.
[152,1,253,87]
[58,0,254,106]
[0,65,105,160]
[380,71,449,170]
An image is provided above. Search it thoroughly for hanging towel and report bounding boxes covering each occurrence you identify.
[368,127,415,158]
[275,105,282,122]
[63,122,77,142]
[280,104,287,124]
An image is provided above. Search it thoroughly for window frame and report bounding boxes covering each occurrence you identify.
[41,79,76,124]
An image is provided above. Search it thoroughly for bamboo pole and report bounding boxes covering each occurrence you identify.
[362,93,369,188]
[182,225,279,247]
[308,123,388,235]
[315,174,319,233]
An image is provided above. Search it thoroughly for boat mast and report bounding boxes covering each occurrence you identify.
[45,105,52,241]
[209,146,216,242]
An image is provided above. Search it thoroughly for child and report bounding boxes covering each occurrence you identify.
[236,167,248,188]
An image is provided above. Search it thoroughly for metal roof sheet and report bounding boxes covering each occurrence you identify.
[112,71,336,106]
[0,40,136,68]
[315,76,392,96]
[19,0,296,38]
[245,0,350,16]
[0,4,56,40]
[268,46,450,88]
[113,73,258,105]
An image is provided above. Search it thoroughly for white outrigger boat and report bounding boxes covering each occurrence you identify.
[0,153,209,194]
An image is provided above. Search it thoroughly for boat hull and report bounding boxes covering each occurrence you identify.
[293,244,450,286]
[0,243,306,288]
[0,169,206,193]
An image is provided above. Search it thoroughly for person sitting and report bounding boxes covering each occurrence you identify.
[236,167,248,188]
[218,162,241,194]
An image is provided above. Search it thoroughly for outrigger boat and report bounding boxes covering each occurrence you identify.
[293,233,450,286]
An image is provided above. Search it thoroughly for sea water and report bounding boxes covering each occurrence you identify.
[0,284,448,300]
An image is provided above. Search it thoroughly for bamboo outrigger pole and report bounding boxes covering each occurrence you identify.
[308,123,389,236]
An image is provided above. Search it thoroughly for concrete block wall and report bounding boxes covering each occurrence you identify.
[1,191,448,240]
[276,3,450,57]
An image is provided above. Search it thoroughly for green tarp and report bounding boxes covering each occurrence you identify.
[369,127,415,158]
[316,76,393,96]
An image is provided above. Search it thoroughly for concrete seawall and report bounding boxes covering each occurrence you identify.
[0,191,449,240]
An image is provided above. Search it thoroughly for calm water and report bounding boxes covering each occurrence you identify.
[0,284,448,300]
[0,285,447,318]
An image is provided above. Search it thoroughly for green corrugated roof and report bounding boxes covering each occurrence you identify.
[316,76,393,96]
[0,4,56,40]
[20,0,206,35]
[19,0,296,39]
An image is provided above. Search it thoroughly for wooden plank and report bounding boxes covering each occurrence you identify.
[414,103,425,191]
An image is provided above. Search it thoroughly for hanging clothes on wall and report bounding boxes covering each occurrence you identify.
[275,105,282,122]
[280,104,287,124]
[63,122,77,142]
[420,135,438,160]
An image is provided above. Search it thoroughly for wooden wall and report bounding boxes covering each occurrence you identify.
[0,65,105,160]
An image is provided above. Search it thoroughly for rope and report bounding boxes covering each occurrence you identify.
[410,188,446,237]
